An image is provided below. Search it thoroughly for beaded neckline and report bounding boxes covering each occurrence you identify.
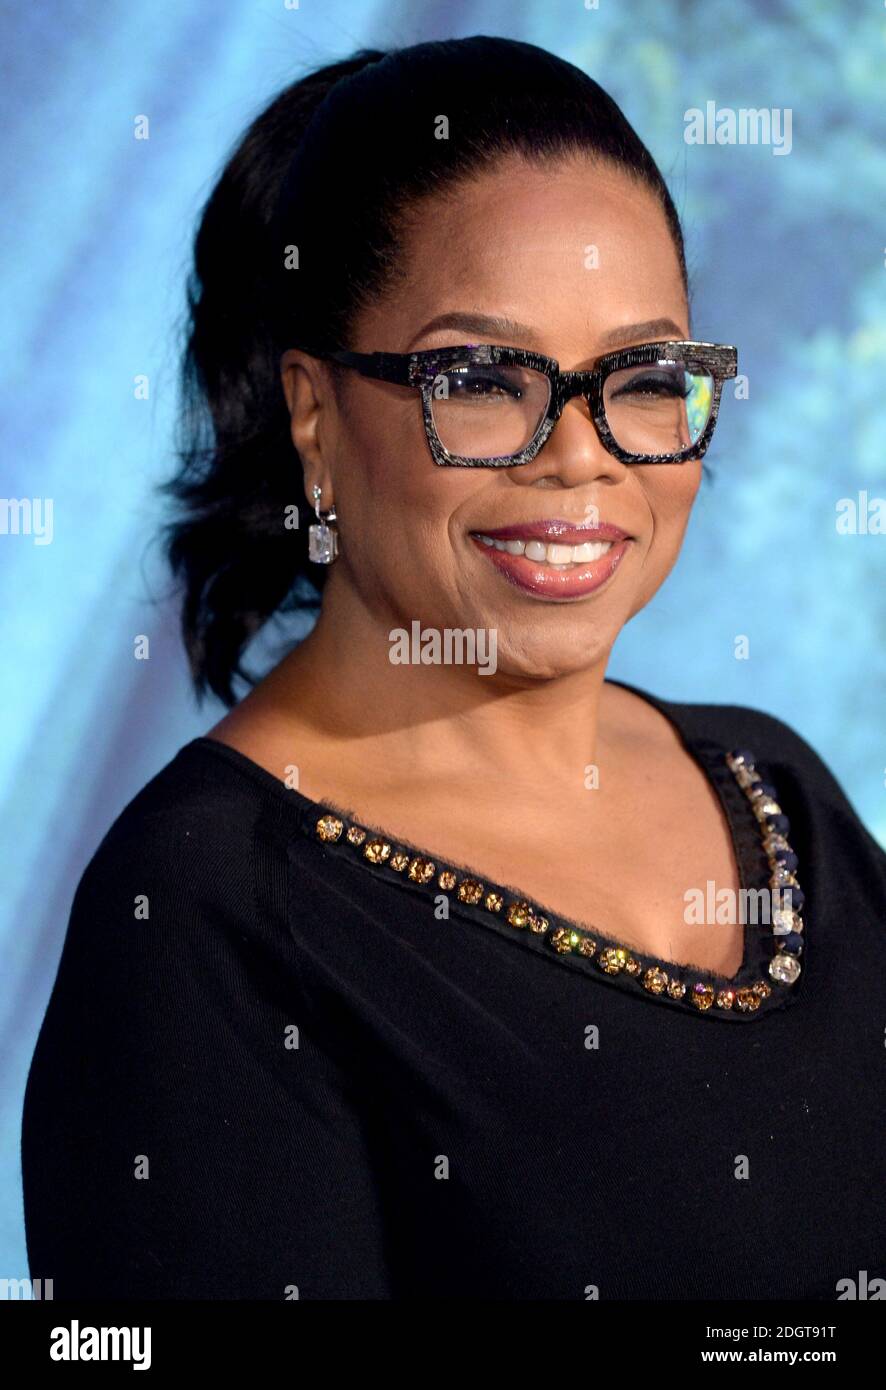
[190,728,805,1024]
[299,750,801,1023]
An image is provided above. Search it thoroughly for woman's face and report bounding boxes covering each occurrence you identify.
[286,154,698,681]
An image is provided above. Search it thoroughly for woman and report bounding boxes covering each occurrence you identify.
[21,36,886,1300]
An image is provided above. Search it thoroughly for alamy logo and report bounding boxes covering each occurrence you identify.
[0,1276,53,1299]
[0,497,53,544]
[684,102,792,155]
[835,1270,886,1299]
[389,621,497,675]
[683,882,799,925]
[50,1320,151,1370]
[835,491,886,535]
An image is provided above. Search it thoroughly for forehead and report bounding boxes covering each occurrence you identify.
[357,154,688,357]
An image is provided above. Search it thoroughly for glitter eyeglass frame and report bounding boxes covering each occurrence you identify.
[300,340,739,467]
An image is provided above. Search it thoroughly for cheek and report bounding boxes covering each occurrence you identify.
[647,462,702,543]
[338,393,469,579]
[625,466,700,617]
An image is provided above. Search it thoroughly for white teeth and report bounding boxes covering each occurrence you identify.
[547,544,574,565]
[476,535,614,566]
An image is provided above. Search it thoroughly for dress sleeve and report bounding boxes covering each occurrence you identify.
[20,807,393,1300]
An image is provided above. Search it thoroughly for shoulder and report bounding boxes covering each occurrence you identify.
[608,677,837,776]
[610,678,807,762]
[630,683,885,861]
[60,739,308,976]
[608,676,882,827]
[659,696,844,805]
[79,741,261,901]
[656,694,828,773]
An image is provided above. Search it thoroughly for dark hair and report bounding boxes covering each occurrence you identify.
[162,35,687,707]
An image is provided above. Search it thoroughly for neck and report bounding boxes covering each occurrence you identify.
[256,577,616,792]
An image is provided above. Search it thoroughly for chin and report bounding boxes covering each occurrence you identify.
[489,636,614,683]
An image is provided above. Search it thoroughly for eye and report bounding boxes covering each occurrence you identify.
[445,366,525,401]
[609,366,690,401]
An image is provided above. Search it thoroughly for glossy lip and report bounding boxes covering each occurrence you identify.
[469,532,632,600]
[471,518,630,546]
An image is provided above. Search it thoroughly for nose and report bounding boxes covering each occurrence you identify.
[505,393,629,491]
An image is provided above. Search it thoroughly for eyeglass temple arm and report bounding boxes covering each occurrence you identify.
[325,349,413,385]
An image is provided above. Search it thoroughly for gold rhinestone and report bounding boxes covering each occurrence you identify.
[484,891,503,912]
[438,870,457,891]
[716,989,735,1010]
[346,825,367,846]
[599,947,628,974]
[551,926,576,954]
[390,851,409,872]
[577,936,597,957]
[528,912,549,934]
[506,900,532,928]
[408,856,435,883]
[316,814,343,842]
[643,966,669,995]
[735,988,761,1012]
[457,877,484,904]
[623,956,641,976]
[691,983,715,1011]
[363,837,392,864]
[667,978,686,999]
[763,833,789,854]
[752,980,772,999]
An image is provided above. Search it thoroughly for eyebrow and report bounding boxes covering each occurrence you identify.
[407,312,687,352]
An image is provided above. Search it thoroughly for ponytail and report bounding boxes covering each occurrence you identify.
[161,50,384,706]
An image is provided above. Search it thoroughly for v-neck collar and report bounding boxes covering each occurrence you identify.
[184,685,805,1023]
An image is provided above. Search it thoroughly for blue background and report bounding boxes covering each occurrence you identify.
[2,0,885,1281]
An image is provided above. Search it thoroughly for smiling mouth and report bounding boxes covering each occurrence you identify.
[467,520,632,599]
[472,534,613,570]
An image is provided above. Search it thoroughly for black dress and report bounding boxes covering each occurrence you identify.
[20,682,886,1299]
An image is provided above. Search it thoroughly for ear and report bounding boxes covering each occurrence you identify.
[279,349,337,473]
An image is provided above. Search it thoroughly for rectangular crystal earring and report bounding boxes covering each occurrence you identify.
[308,484,338,563]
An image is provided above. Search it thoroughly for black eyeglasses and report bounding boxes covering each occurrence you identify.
[296,339,738,467]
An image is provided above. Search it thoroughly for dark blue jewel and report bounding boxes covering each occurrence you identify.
[766,813,790,834]
[773,885,805,912]
[773,849,798,870]
[731,748,756,766]
[756,780,778,798]
[780,932,804,954]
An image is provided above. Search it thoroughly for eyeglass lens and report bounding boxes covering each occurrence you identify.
[429,353,714,460]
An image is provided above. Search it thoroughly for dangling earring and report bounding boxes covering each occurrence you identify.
[307,484,338,564]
